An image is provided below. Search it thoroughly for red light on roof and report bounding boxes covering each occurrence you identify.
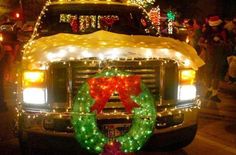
[15,13,20,18]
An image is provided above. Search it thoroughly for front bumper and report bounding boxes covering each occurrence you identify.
[19,123,197,152]
[17,102,199,150]
[144,124,197,150]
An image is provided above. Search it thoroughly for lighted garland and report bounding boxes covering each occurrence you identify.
[130,0,155,7]
[149,6,161,34]
[71,69,156,153]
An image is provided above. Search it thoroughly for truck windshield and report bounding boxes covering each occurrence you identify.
[37,3,156,37]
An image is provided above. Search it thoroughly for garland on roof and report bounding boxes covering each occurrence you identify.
[49,0,155,8]
[130,0,155,7]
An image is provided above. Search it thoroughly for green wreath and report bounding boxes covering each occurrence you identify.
[71,69,156,153]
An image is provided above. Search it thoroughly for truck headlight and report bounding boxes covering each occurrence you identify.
[23,71,47,105]
[178,85,196,101]
[178,69,196,101]
[23,88,47,105]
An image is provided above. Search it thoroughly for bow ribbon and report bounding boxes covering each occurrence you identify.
[88,76,141,113]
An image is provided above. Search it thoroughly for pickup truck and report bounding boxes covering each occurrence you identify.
[16,0,204,154]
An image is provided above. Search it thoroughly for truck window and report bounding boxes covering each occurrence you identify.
[36,4,156,37]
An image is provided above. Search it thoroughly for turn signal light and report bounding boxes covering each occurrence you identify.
[23,71,45,87]
[179,69,196,85]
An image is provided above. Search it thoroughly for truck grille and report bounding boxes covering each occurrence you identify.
[71,60,160,99]
[50,59,178,110]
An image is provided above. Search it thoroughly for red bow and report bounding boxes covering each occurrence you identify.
[88,76,141,113]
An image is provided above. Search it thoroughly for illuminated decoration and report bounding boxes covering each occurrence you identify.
[70,16,79,33]
[60,14,72,23]
[23,31,204,70]
[99,16,119,30]
[186,36,190,44]
[149,6,161,34]
[15,67,201,153]
[101,141,125,155]
[49,0,154,7]
[167,10,176,35]
[79,15,96,32]
[167,10,176,21]
[27,0,158,50]
[15,12,20,19]
[157,6,161,34]
[88,75,141,113]
[130,0,155,7]
[71,69,156,153]
[168,21,173,35]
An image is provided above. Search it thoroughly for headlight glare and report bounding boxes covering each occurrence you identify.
[178,85,196,101]
[23,88,47,105]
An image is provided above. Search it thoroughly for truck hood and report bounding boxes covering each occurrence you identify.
[23,30,204,70]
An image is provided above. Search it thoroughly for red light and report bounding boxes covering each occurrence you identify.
[15,13,20,18]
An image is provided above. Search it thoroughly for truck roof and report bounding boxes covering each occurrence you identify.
[49,0,139,7]
[24,31,204,70]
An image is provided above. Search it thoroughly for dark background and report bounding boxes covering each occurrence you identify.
[155,0,236,20]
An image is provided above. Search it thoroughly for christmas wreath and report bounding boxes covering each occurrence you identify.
[71,69,156,154]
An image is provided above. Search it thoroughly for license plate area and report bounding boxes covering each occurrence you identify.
[97,118,132,138]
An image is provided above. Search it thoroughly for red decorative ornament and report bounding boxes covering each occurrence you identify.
[100,17,118,27]
[88,76,141,113]
[100,141,126,155]
[70,17,79,32]
[149,8,158,26]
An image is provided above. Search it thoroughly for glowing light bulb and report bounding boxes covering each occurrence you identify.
[145,49,153,58]
[184,59,191,67]
[82,50,92,58]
